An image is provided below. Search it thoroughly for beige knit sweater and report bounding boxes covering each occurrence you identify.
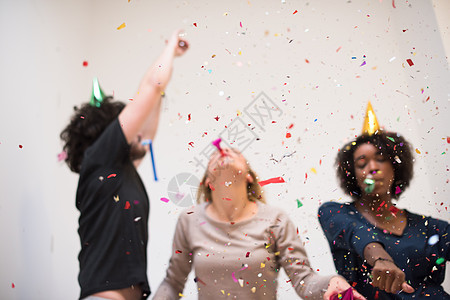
[153,202,335,299]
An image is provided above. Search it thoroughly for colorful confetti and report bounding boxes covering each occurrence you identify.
[117,23,126,30]
[160,197,169,203]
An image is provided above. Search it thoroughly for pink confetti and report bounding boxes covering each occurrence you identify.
[231,271,238,282]
[336,46,342,52]
[57,150,67,162]
[395,186,402,194]
[160,197,169,203]
[259,177,285,187]
[392,0,396,8]
[107,173,117,178]
[240,21,242,28]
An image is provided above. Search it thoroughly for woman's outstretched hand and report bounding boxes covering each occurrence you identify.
[371,259,415,294]
[324,276,366,300]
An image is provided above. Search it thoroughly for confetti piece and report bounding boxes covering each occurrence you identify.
[389,56,396,62]
[336,46,342,52]
[259,177,285,187]
[57,150,67,162]
[246,251,250,257]
[395,186,402,194]
[175,250,182,254]
[117,23,126,30]
[360,61,366,67]
[19,145,23,149]
[386,136,395,142]
[179,293,185,297]
[297,199,303,208]
[240,21,243,28]
[193,22,197,27]
[114,195,120,202]
[415,148,421,154]
[187,114,191,121]
[124,201,131,209]
[436,257,445,265]
[251,287,256,293]
[293,10,298,14]
[305,58,310,63]
[310,167,317,174]
[160,197,169,203]
[82,61,88,67]
[107,173,117,178]
[214,116,220,121]
[447,137,450,144]
[286,132,292,138]
[231,272,238,282]
[428,234,439,246]
[11,283,15,288]
[389,206,399,214]
[392,0,396,8]
[406,59,414,66]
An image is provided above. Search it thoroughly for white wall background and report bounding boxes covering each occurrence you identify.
[0,0,448,299]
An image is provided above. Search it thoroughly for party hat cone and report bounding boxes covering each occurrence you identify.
[89,77,106,107]
[362,101,380,135]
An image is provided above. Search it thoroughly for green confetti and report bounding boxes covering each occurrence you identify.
[436,257,445,265]
[387,136,395,142]
[296,199,303,208]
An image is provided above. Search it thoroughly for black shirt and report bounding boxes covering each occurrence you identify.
[76,118,150,299]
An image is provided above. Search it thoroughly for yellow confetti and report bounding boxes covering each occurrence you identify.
[251,287,256,293]
[260,262,265,268]
[237,110,242,116]
[274,251,280,256]
[113,195,119,202]
[265,243,271,248]
[310,167,317,174]
[117,23,126,30]
[221,290,225,295]
[415,148,421,154]
[178,293,184,297]
[238,51,242,55]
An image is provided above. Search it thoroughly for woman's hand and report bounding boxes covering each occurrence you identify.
[371,259,415,294]
[166,29,189,57]
[323,276,366,300]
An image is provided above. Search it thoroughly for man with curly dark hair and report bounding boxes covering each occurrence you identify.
[60,30,188,300]
[318,104,449,299]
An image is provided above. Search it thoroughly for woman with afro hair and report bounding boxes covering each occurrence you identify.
[319,103,449,299]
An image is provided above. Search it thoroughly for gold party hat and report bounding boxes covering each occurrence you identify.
[362,101,380,135]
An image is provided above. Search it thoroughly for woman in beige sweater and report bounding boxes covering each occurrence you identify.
[153,147,364,300]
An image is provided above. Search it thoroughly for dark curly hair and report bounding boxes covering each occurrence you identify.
[60,96,125,173]
[336,132,414,200]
